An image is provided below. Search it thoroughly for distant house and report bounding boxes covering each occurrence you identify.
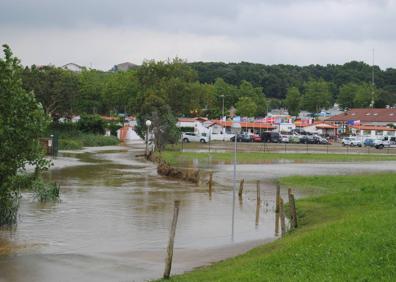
[349,125,396,137]
[303,123,339,137]
[326,108,396,134]
[62,63,85,72]
[111,62,138,72]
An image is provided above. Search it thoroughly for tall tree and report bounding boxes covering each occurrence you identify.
[235,96,257,117]
[302,80,332,113]
[285,87,301,116]
[0,45,50,225]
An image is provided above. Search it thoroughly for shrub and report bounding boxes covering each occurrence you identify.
[77,114,105,134]
[32,178,60,202]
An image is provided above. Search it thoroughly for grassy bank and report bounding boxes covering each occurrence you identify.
[59,132,119,150]
[160,173,396,281]
[160,151,396,165]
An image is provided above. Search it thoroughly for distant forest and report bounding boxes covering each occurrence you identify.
[21,60,396,120]
[189,61,396,101]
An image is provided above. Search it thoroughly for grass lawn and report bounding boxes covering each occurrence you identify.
[158,173,396,281]
[159,151,396,165]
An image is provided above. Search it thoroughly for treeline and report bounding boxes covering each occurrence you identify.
[21,59,396,120]
[189,61,396,102]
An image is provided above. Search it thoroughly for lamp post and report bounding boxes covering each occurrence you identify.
[231,122,241,242]
[220,95,225,135]
[145,120,152,157]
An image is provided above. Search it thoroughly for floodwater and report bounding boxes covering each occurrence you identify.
[2,144,396,282]
[0,143,280,282]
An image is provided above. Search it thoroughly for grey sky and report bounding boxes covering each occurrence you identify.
[1,0,395,70]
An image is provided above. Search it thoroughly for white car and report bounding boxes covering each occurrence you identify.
[181,132,209,143]
[342,137,361,147]
[280,134,290,143]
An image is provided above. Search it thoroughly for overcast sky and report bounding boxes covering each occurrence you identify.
[1,0,395,70]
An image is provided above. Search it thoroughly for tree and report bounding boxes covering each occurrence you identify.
[235,96,257,117]
[353,83,373,108]
[338,83,358,110]
[21,66,80,116]
[0,45,50,225]
[285,87,301,116]
[302,80,332,113]
[135,94,180,151]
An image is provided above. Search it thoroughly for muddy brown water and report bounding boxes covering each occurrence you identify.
[0,144,280,282]
[2,143,396,282]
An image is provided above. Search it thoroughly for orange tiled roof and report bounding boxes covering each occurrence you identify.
[350,125,396,131]
[326,108,396,123]
[212,120,275,129]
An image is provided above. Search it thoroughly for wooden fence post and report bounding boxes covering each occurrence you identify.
[289,192,298,229]
[238,179,244,198]
[279,198,286,237]
[275,182,281,236]
[163,200,180,279]
[208,172,213,195]
[256,180,261,204]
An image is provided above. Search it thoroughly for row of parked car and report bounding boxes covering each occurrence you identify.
[181,131,329,144]
[342,136,396,149]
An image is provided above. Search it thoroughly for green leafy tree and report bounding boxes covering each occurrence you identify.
[338,83,358,110]
[0,45,50,225]
[21,65,80,116]
[235,96,257,117]
[135,94,180,151]
[302,80,332,113]
[353,83,373,108]
[285,87,301,116]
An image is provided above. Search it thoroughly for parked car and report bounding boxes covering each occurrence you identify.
[373,138,391,149]
[251,134,262,142]
[313,135,329,144]
[181,132,209,143]
[289,135,301,143]
[230,133,253,142]
[364,138,375,147]
[350,138,362,147]
[342,137,353,146]
[299,135,315,144]
[261,132,281,143]
[280,134,290,143]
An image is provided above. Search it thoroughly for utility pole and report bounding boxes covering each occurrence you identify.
[371,48,375,108]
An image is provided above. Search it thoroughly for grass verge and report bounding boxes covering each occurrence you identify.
[159,173,396,281]
[160,151,396,165]
[59,132,119,150]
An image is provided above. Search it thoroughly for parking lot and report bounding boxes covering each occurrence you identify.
[179,140,396,155]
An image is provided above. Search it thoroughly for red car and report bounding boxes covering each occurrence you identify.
[252,134,262,142]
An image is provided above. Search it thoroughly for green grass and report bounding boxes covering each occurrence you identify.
[159,173,396,281]
[160,151,396,165]
[59,133,119,150]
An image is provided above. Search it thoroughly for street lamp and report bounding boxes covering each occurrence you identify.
[231,122,241,241]
[220,95,225,135]
[145,120,152,157]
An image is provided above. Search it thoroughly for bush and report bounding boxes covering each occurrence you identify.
[59,138,83,150]
[32,178,60,202]
[77,114,105,134]
[58,133,119,150]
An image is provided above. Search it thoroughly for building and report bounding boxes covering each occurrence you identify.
[349,125,396,137]
[62,63,85,72]
[111,62,138,72]
[302,123,339,137]
[326,108,396,126]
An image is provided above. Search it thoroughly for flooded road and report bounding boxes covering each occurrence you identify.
[0,143,278,282]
